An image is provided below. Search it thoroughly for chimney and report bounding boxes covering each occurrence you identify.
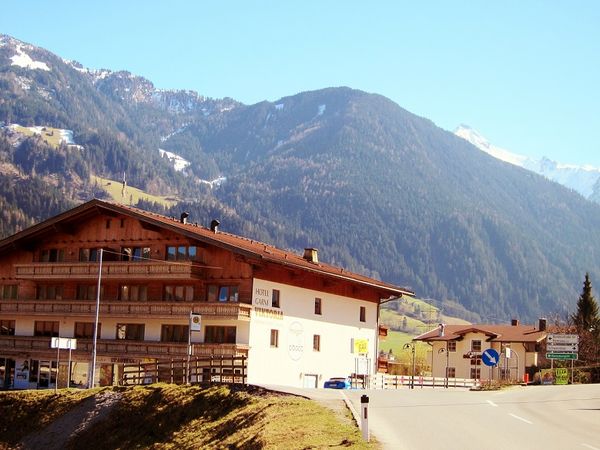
[538,318,547,331]
[511,319,519,326]
[180,212,189,224]
[438,323,446,337]
[303,248,319,264]
[210,219,220,233]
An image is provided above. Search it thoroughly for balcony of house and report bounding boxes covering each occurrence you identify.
[14,261,206,280]
[0,300,252,320]
[0,335,250,358]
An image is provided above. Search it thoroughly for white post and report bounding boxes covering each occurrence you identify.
[186,315,192,384]
[55,341,60,393]
[67,344,72,389]
[91,248,103,388]
[360,394,370,442]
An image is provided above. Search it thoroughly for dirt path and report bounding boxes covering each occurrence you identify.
[17,390,122,450]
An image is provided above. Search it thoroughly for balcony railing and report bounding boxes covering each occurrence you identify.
[0,300,252,320]
[0,336,249,358]
[14,262,205,280]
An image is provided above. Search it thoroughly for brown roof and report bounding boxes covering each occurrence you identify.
[414,324,547,343]
[0,199,414,299]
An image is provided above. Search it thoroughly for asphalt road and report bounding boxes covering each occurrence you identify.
[343,385,600,450]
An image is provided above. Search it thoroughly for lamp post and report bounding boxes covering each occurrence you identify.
[438,346,449,388]
[90,248,103,389]
[403,342,416,389]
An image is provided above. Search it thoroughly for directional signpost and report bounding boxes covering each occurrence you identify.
[546,334,579,384]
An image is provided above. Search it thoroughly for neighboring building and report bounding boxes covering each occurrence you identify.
[0,199,413,389]
[414,320,548,382]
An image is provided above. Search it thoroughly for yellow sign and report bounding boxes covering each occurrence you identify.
[353,339,369,355]
[555,368,569,385]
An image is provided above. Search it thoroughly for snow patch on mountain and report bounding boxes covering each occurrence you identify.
[159,149,190,172]
[455,125,600,199]
[317,104,326,116]
[198,176,226,188]
[10,45,50,71]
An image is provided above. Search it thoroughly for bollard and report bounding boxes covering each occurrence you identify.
[360,394,369,442]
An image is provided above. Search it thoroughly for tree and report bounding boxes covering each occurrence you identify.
[572,273,600,331]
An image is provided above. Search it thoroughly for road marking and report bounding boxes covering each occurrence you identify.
[581,444,600,450]
[509,413,533,424]
[486,400,498,407]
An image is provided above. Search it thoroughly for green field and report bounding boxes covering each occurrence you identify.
[12,125,67,148]
[91,175,178,207]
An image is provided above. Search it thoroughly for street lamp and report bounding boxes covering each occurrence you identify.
[438,346,449,388]
[403,342,416,389]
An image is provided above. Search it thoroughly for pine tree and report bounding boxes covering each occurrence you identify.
[572,273,600,331]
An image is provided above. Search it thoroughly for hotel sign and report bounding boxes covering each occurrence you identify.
[253,287,272,308]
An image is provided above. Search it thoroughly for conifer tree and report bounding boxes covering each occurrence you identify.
[572,273,600,331]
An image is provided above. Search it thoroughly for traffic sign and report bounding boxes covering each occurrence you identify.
[481,349,500,367]
[547,334,578,344]
[546,352,578,360]
[547,343,579,352]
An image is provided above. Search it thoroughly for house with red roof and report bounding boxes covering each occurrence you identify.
[414,320,548,382]
[0,199,412,389]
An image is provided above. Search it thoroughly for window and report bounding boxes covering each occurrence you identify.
[218,286,238,302]
[0,320,15,335]
[74,322,101,339]
[76,285,101,300]
[166,245,198,261]
[161,325,189,343]
[447,341,457,352]
[314,298,322,315]
[34,321,59,337]
[40,248,64,263]
[0,285,17,300]
[471,356,482,366]
[79,248,102,262]
[121,247,151,262]
[446,367,456,378]
[470,367,481,379]
[471,340,482,352]
[37,285,63,300]
[270,329,279,348]
[204,326,236,344]
[313,334,321,352]
[116,323,145,340]
[272,289,280,308]
[119,285,147,301]
[164,285,194,302]
[206,285,238,302]
[359,306,366,323]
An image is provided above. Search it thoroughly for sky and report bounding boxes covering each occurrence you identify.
[2,1,599,166]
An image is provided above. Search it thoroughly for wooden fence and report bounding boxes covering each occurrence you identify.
[371,373,480,389]
[120,355,247,386]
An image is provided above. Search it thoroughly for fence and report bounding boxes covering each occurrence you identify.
[371,373,480,389]
[120,355,247,386]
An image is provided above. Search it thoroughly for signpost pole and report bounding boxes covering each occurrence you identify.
[55,340,60,393]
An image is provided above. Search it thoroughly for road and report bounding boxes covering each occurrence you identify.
[343,385,600,450]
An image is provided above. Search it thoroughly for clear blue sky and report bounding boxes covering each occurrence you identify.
[2,1,599,165]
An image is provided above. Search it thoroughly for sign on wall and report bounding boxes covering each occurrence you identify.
[353,338,369,355]
[253,287,272,308]
[288,321,304,361]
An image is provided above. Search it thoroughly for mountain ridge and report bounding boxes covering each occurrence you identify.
[1,34,600,323]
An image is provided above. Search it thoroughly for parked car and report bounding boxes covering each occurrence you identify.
[323,377,351,389]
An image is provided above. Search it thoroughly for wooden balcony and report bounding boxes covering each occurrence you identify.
[0,336,249,359]
[0,300,252,320]
[14,261,205,280]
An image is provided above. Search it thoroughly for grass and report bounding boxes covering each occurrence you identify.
[379,330,430,361]
[0,384,376,449]
[91,175,178,207]
[12,125,66,148]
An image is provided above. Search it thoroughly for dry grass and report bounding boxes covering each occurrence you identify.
[91,175,178,207]
[0,384,376,449]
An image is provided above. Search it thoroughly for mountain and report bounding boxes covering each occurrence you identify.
[2,34,600,324]
[455,125,600,201]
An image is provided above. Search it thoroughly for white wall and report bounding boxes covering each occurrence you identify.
[247,278,378,388]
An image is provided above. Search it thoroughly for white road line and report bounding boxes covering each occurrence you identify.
[509,413,533,424]
[486,400,498,407]
[581,444,600,450]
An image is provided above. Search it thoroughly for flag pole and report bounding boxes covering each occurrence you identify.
[91,248,103,388]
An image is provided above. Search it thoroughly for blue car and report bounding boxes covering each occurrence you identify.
[323,377,351,389]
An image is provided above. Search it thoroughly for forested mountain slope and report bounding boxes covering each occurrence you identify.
[2,34,599,322]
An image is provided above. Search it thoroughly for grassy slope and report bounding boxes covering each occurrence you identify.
[12,125,66,148]
[0,384,375,450]
[91,175,178,207]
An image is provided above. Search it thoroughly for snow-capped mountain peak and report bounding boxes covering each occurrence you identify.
[455,124,600,200]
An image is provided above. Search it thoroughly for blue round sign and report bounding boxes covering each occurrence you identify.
[481,349,500,367]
